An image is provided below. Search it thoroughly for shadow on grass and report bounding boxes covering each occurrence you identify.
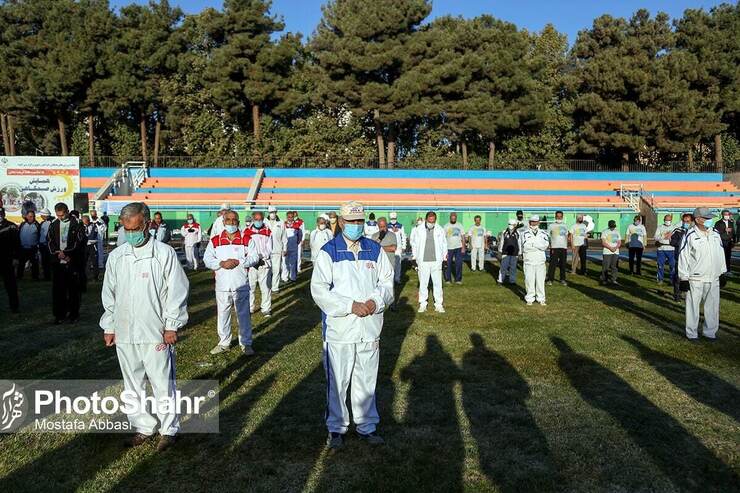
[622,335,740,423]
[461,333,562,491]
[552,336,739,492]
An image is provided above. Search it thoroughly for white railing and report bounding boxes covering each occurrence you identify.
[125,161,148,191]
[619,183,644,212]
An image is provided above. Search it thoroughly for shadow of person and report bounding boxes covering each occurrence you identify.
[461,333,562,491]
[552,337,739,491]
[399,334,464,492]
[622,335,740,423]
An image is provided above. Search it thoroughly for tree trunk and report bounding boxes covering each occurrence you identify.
[374,109,385,168]
[58,117,68,156]
[87,113,95,166]
[153,119,161,166]
[386,126,397,169]
[714,134,723,171]
[1,113,9,155]
[140,111,148,162]
[688,145,694,169]
[7,115,15,155]
[462,141,468,169]
[488,141,496,169]
[252,103,261,141]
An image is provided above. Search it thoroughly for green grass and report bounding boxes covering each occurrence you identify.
[0,258,739,492]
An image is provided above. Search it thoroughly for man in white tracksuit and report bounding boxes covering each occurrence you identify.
[519,215,550,306]
[467,215,488,272]
[311,201,394,450]
[100,202,189,452]
[209,202,231,238]
[204,210,261,355]
[180,213,202,270]
[90,209,107,269]
[266,206,287,292]
[387,212,406,284]
[678,207,727,341]
[246,211,273,317]
[411,211,448,313]
[310,215,333,262]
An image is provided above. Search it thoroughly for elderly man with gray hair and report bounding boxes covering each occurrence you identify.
[100,202,190,452]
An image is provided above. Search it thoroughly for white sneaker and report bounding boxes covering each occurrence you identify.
[526,301,533,306]
[539,301,547,306]
[435,305,445,313]
[209,345,230,355]
[241,345,255,356]
[418,305,427,313]
[262,312,271,318]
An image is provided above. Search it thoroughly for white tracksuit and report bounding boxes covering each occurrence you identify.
[295,219,306,273]
[210,214,225,238]
[311,235,394,435]
[245,225,273,315]
[411,224,448,308]
[310,228,333,262]
[204,230,260,347]
[678,227,726,339]
[99,238,189,437]
[519,227,550,303]
[388,221,406,283]
[468,225,487,271]
[181,222,202,269]
[266,218,287,291]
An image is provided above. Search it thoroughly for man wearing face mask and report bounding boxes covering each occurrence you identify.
[515,210,525,231]
[569,214,588,275]
[266,206,287,291]
[654,214,676,285]
[90,209,107,270]
[679,207,727,341]
[149,212,171,244]
[282,211,303,283]
[387,212,406,284]
[327,211,341,237]
[497,219,520,284]
[180,213,202,270]
[626,215,646,275]
[546,210,569,286]
[245,211,273,318]
[310,201,394,449]
[204,210,262,355]
[519,215,550,305]
[714,209,735,275]
[670,213,694,301]
[600,220,622,286]
[209,203,231,238]
[0,207,20,313]
[310,215,333,262]
[412,211,448,312]
[467,215,488,272]
[100,202,189,452]
[47,202,87,324]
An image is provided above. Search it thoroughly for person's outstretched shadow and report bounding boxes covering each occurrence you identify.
[461,333,562,491]
[400,334,464,492]
[622,335,739,423]
[553,337,739,492]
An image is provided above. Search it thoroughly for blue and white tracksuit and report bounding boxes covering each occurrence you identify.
[283,223,302,282]
[310,235,394,435]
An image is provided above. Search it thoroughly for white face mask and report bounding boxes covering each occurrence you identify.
[556,219,563,223]
[426,222,435,230]
[664,221,671,226]
[318,224,326,230]
[508,225,515,230]
[635,221,641,226]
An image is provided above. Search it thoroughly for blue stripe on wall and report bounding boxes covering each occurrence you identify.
[140,187,247,193]
[80,168,117,177]
[266,187,735,197]
[150,168,258,177]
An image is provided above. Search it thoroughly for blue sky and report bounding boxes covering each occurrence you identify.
[112,0,728,43]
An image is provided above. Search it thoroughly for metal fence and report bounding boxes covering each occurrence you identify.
[83,155,736,174]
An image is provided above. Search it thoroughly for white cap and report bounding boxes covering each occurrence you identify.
[320,213,330,221]
[508,219,518,226]
[529,215,540,222]
[339,201,365,220]
[220,202,231,211]
[267,206,277,213]
[40,208,51,216]
[389,211,398,219]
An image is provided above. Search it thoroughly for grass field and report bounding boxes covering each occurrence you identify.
[0,257,739,492]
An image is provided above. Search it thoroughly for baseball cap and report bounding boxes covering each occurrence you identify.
[40,208,51,216]
[529,214,540,222]
[508,219,518,226]
[267,206,277,213]
[389,211,398,219]
[340,201,365,221]
[693,207,713,219]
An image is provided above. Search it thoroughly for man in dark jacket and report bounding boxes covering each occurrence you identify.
[47,202,87,323]
[670,212,693,301]
[0,207,20,313]
[714,209,735,274]
[497,219,520,284]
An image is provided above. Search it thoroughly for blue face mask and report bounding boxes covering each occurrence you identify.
[253,220,263,229]
[704,219,714,228]
[343,223,364,241]
[225,224,238,234]
[682,222,691,230]
[126,229,147,247]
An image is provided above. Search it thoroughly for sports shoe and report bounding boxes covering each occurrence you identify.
[418,305,427,313]
[546,281,553,286]
[241,345,255,356]
[261,312,271,318]
[327,432,345,450]
[526,301,533,306]
[156,435,177,452]
[357,431,385,445]
[455,281,462,285]
[209,345,230,355]
[539,301,547,306]
[435,305,445,313]
[124,433,153,447]
[560,280,568,286]
[657,280,664,285]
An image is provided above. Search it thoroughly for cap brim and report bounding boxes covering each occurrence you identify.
[342,214,365,221]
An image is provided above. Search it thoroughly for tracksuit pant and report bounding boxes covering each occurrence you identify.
[445,248,463,282]
[498,255,518,283]
[393,254,402,284]
[628,247,643,275]
[85,244,99,281]
[573,244,587,275]
[656,250,675,282]
[524,263,546,303]
[547,248,567,282]
[470,246,485,271]
[96,237,105,269]
[284,249,299,282]
[1,261,19,311]
[17,246,39,280]
[685,279,720,340]
[723,244,733,272]
[116,342,180,436]
[601,254,619,283]
[216,287,252,347]
[184,244,199,270]
[323,340,380,435]
[271,252,283,290]
[248,264,272,314]
[52,263,81,320]
[418,260,444,308]
[39,243,52,280]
